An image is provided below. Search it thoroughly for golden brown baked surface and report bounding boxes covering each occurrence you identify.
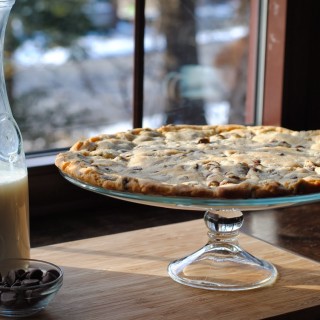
[55,124,320,199]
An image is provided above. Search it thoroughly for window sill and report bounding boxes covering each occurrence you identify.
[26,149,64,168]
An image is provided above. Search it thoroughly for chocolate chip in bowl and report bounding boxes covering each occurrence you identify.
[0,258,63,317]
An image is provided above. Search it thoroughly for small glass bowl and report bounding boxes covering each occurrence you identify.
[0,258,63,318]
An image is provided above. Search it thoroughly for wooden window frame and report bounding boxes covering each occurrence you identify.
[246,0,287,126]
[262,0,287,125]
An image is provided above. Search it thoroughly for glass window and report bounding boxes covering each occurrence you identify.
[143,0,250,127]
[6,0,251,153]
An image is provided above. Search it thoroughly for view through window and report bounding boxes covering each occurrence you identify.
[6,0,250,153]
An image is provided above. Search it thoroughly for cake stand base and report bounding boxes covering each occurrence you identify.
[168,210,278,291]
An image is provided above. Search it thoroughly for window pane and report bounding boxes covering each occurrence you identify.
[142,0,250,128]
[7,0,134,152]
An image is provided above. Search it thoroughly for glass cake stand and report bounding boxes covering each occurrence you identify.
[62,172,320,291]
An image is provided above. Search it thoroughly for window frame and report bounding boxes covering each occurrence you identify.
[261,0,287,125]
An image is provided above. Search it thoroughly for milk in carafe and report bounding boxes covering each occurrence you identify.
[0,167,30,259]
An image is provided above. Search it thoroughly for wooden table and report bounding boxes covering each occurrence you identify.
[30,219,320,320]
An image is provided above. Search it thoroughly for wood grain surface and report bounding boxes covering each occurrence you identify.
[30,219,320,320]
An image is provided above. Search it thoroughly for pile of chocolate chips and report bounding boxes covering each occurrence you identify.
[0,267,60,307]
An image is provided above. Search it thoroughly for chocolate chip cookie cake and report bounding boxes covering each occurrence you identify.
[55,124,320,199]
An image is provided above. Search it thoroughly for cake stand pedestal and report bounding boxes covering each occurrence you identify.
[167,209,277,290]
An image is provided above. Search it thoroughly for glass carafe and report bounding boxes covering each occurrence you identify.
[0,0,30,260]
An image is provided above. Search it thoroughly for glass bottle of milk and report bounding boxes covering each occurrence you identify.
[0,0,30,260]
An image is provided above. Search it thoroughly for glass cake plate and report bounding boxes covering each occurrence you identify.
[61,172,320,291]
